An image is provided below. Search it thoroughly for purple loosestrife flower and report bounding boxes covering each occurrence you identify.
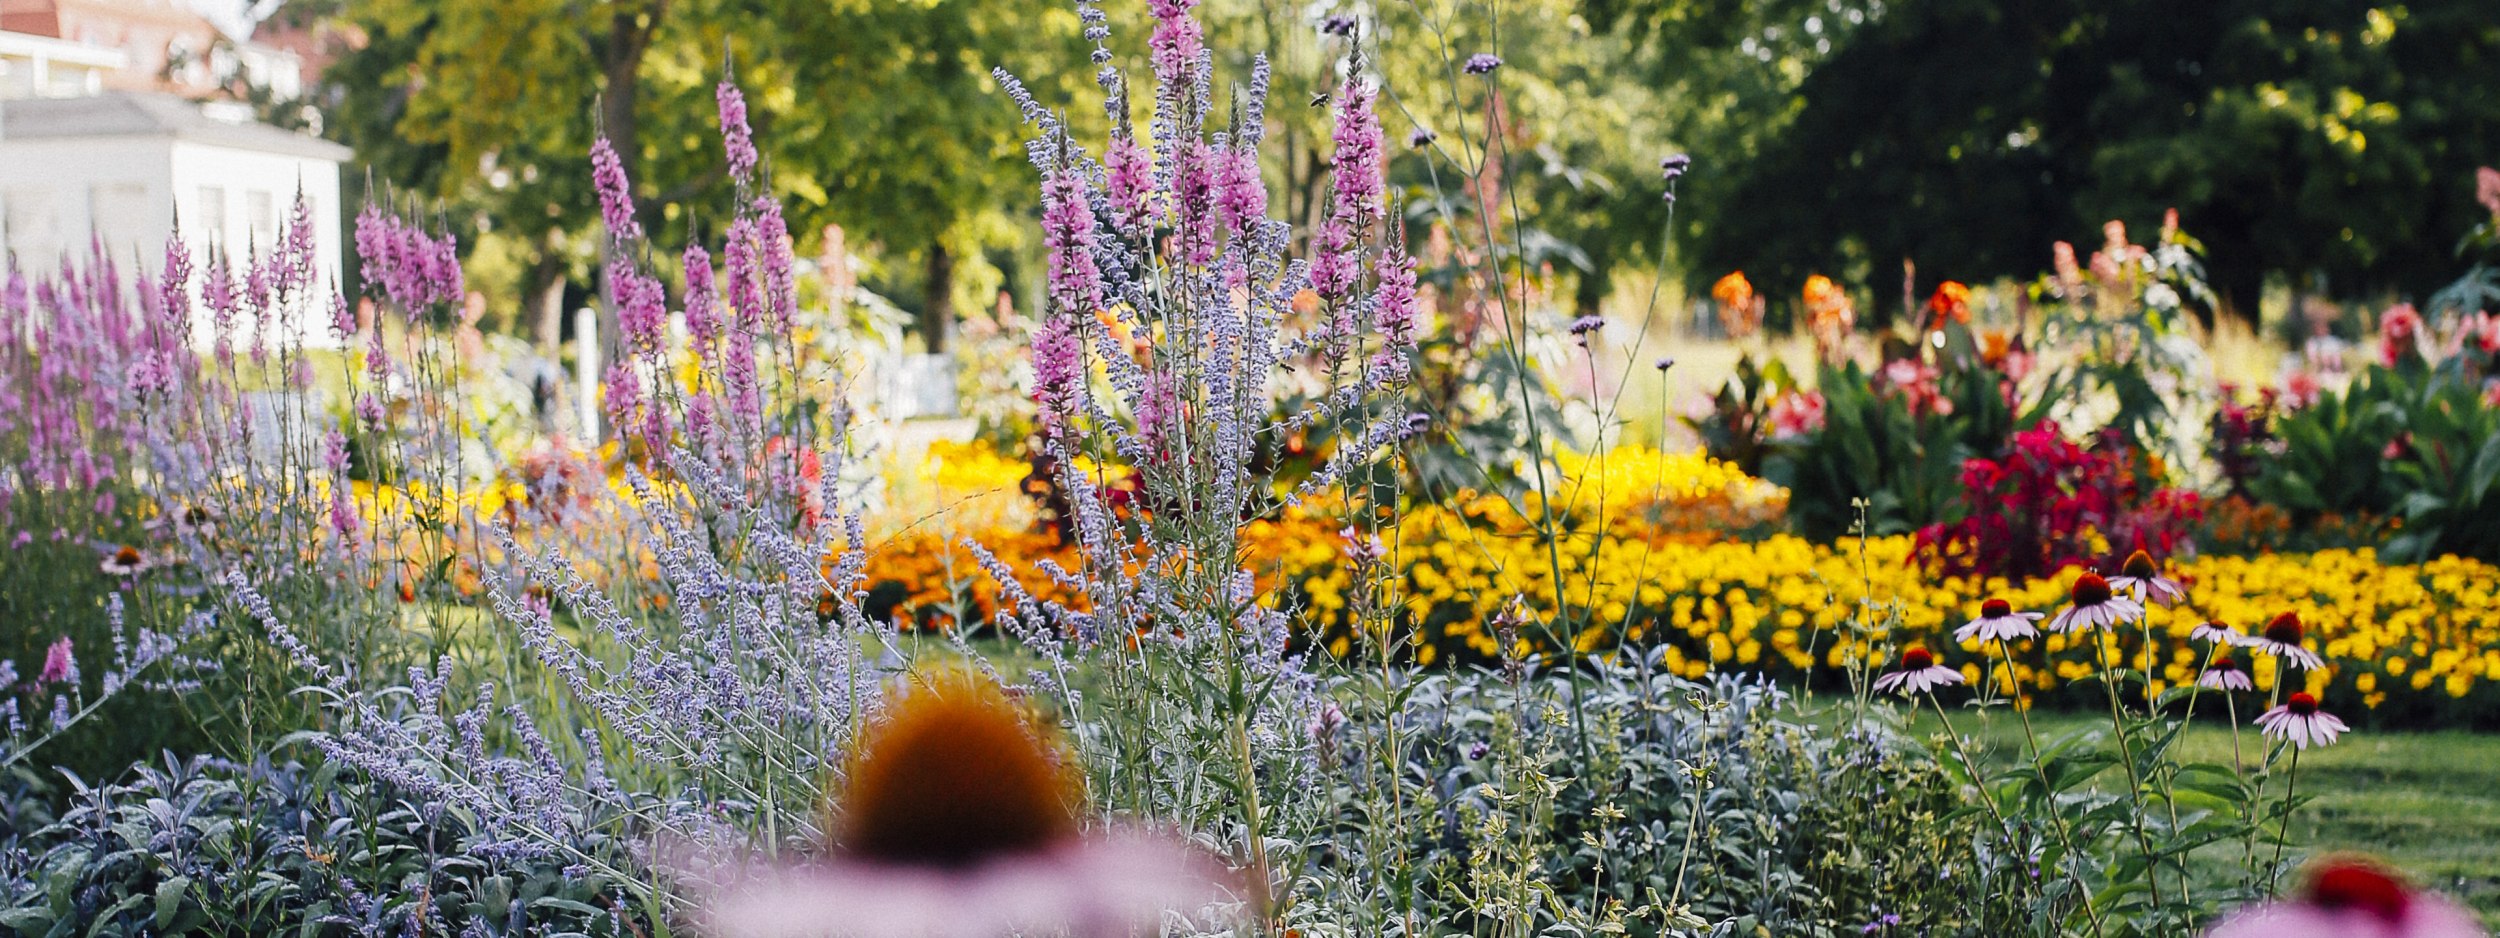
[1041,167,1104,317]
[1147,0,1204,90]
[1328,78,1385,224]
[1032,310,1085,432]
[1213,145,1266,237]
[1174,140,1219,266]
[603,361,643,448]
[611,258,667,358]
[756,197,797,331]
[1309,218,1358,298]
[1104,134,1156,234]
[1463,53,1503,74]
[37,637,76,686]
[684,244,723,358]
[590,136,643,242]
[718,79,759,183]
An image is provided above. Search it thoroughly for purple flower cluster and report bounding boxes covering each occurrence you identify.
[589,136,643,241]
[717,79,759,183]
[354,202,464,319]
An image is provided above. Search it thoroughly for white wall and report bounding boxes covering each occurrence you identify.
[0,133,344,347]
[0,135,174,272]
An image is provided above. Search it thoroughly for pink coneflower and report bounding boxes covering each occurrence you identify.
[2246,612,2326,671]
[2047,573,2143,634]
[100,545,150,577]
[2206,856,2482,938]
[1873,648,1964,697]
[2256,692,2350,750]
[2190,620,2247,647]
[688,673,1232,937]
[2198,657,2253,692]
[1954,598,2041,644]
[2107,549,2187,606]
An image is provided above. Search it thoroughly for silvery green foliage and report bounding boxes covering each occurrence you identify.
[0,755,644,936]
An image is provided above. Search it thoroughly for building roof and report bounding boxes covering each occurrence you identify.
[0,89,347,160]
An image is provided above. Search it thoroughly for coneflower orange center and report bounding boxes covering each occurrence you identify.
[1980,598,2012,619]
[2210,657,2239,672]
[2308,860,2411,923]
[2121,549,2157,579]
[114,546,141,564]
[836,674,1079,868]
[2071,573,2112,606]
[1901,648,1934,670]
[2287,692,2319,715]
[2266,612,2304,645]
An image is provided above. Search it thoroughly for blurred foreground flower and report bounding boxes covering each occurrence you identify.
[685,673,1233,937]
[2206,856,2483,938]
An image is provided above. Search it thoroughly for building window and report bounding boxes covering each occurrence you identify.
[198,185,226,239]
[246,190,275,243]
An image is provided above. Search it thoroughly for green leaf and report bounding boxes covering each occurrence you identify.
[153,876,191,932]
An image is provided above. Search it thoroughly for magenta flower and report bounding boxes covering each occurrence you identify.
[590,136,643,242]
[37,637,76,686]
[2107,549,2187,606]
[1040,167,1103,317]
[2255,692,2350,750]
[2046,573,2143,634]
[1953,598,2041,645]
[2246,612,2326,671]
[2198,657,2253,692]
[2205,857,2480,938]
[683,676,1231,938]
[718,79,759,182]
[2190,620,2246,647]
[1103,135,1156,233]
[1872,648,1963,697]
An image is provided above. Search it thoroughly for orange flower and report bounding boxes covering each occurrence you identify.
[1924,281,1972,329]
[1803,274,1855,363]
[1711,271,1761,339]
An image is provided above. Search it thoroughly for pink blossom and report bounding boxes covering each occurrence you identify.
[37,636,75,685]
[2205,857,2480,938]
[590,136,643,242]
[1768,390,1826,439]
[2378,303,2424,367]
[1104,135,1156,233]
[2478,166,2500,217]
[718,79,759,182]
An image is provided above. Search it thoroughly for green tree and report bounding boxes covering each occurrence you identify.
[1595,0,2500,323]
[325,0,1085,351]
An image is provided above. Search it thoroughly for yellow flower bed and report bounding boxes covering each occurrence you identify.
[859,441,2500,720]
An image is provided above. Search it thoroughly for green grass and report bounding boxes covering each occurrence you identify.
[1900,707,2500,917]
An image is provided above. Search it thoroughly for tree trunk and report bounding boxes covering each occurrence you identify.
[529,250,568,353]
[921,243,955,354]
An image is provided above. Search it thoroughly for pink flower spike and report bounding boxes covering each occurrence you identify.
[37,637,76,685]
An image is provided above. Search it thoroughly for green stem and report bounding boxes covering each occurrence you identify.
[2005,641,2106,938]
[2092,631,2168,913]
[2269,746,2302,896]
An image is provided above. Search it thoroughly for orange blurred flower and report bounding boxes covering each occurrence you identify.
[1711,271,1761,339]
[1803,275,1855,363]
[1924,281,1972,330]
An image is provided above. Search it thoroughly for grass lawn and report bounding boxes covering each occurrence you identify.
[1898,706,2500,918]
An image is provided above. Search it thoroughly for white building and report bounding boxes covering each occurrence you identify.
[1,90,347,339]
[0,27,126,98]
